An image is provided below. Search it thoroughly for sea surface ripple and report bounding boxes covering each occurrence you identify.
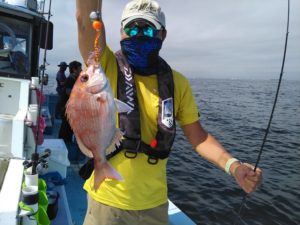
[167,79,300,225]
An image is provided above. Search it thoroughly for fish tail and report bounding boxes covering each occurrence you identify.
[93,161,123,190]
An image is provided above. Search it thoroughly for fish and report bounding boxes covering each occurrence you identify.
[66,58,132,189]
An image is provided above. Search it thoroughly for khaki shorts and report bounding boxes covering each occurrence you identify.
[83,195,169,225]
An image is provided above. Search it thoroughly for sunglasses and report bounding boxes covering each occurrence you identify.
[124,25,160,38]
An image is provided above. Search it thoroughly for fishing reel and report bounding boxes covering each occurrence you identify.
[23,149,51,175]
[39,64,49,85]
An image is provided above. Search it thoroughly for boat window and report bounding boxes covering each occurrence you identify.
[0,16,32,77]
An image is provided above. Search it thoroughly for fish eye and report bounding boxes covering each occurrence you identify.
[80,74,89,83]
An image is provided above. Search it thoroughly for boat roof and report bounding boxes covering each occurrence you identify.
[0,2,42,20]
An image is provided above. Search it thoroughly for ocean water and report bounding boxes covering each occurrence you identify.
[44,77,300,225]
[168,79,300,225]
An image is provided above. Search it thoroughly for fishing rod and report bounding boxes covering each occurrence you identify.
[233,0,290,224]
[31,0,53,175]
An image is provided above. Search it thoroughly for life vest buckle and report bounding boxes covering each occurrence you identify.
[147,155,159,165]
[124,150,138,159]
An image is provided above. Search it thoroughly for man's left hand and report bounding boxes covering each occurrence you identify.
[233,163,262,193]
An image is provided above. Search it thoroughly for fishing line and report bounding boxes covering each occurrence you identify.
[233,0,290,224]
[97,0,101,12]
[31,0,53,174]
[90,0,103,62]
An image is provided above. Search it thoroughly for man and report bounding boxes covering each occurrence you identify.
[55,61,68,119]
[62,61,82,102]
[76,1,262,225]
[58,61,84,161]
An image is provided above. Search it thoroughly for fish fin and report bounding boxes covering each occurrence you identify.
[114,98,133,113]
[93,161,123,190]
[106,129,123,155]
[76,136,93,158]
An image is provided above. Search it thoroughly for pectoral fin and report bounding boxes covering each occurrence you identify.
[114,98,133,113]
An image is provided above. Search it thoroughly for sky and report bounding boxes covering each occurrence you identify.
[45,0,300,80]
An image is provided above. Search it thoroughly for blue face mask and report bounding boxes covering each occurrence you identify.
[120,36,163,75]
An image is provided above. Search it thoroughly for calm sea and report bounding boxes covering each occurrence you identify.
[44,77,300,225]
[168,78,300,225]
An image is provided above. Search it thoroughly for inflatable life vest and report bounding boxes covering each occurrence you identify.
[108,50,176,164]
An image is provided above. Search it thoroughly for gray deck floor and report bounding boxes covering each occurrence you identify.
[65,165,86,225]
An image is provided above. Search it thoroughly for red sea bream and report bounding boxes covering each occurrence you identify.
[66,60,131,189]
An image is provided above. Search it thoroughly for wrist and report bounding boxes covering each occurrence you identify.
[225,158,242,176]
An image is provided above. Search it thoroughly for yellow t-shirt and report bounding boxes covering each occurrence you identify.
[83,46,200,210]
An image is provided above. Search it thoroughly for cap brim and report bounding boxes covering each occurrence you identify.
[122,15,162,29]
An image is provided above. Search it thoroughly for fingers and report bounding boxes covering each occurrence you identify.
[243,175,262,193]
[234,163,263,193]
[243,163,256,172]
[242,180,256,193]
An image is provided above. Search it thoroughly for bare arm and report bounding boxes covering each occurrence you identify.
[182,121,240,173]
[182,121,262,193]
[76,0,106,63]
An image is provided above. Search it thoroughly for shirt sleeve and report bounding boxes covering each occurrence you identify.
[173,71,200,126]
[98,46,119,97]
[99,46,117,77]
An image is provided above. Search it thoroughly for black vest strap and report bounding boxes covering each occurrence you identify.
[107,51,176,162]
